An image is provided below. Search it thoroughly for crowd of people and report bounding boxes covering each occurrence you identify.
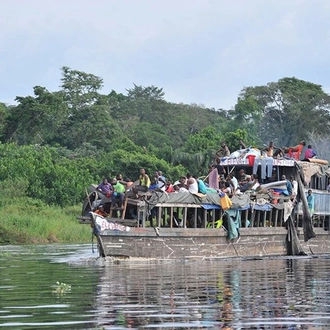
[95,169,212,199]
[217,139,317,161]
[95,140,318,201]
[93,139,319,218]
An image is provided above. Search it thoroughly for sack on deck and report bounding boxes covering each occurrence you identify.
[220,194,232,210]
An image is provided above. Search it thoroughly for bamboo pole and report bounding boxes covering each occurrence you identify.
[296,166,316,241]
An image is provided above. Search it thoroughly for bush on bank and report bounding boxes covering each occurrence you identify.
[0,143,187,208]
[0,143,187,244]
[0,196,91,244]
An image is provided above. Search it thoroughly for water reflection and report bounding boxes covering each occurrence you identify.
[90,257,330,329]
[1,244,330,329]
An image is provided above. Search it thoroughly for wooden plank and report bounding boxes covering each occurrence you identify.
[109,219,138,227]
[78,219,91,224]
[76,216,91,220]
[154,203,207,208]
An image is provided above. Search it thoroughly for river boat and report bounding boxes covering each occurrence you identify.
[78,155,330,260]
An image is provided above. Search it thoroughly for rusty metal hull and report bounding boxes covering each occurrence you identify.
[95,227,330,259]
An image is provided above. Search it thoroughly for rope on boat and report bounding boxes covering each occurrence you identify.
[92,232,95,253]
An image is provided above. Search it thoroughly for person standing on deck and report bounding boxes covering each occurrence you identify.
[281,175,292,196]
[307,189,315,217]
[212,157,226,181]
[290,175,298,201]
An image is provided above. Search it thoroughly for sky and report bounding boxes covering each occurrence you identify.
[1,0,330,110]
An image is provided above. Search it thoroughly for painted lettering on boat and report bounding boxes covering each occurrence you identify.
[93,213,131,232]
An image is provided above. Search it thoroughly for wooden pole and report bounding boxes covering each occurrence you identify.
[85,188,93,211]
[296,167,316,241]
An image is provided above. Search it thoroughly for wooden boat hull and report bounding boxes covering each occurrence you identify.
[96,227,330,259]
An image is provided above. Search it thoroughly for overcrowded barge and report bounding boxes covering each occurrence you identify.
[79,154,330,260]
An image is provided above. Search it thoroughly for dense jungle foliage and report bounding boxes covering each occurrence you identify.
[1,67,330,208]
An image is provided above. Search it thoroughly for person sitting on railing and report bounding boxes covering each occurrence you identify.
[216,142,230,158]
[148,178,159,191]
[132,168,150,197]
[283,140,306,160]
[96,178,113,197]
[264,141,283,158]
[186,173,198,194]
[303,145,317,160]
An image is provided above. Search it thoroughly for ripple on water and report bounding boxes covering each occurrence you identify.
[1,245,330,329]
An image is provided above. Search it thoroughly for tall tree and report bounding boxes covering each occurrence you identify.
[59,67,121,150]
[126,84,165,101]
[4,87,67,145]
[235,77,330,147]
[60,66,103,110]
[233,95,264,146]
[307,131,330,161]
[0,103,9,141]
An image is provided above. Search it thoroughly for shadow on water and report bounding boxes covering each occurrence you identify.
[0,244,330,329]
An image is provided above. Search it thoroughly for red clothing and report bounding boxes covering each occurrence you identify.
[166,184,174,193]
[95,209,107,217]
[288,144,303,160]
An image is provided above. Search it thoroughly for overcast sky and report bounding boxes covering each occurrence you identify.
[1,0,330,110]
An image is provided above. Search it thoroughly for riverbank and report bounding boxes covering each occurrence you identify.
[0,196,90,244]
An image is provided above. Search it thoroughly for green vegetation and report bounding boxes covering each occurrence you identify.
[0,199,90,244]
[1,67,330,244]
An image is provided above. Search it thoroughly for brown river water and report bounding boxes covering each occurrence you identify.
[0,244,330,329]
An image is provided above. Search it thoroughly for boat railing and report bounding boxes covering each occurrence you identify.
[131,196,330,231]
